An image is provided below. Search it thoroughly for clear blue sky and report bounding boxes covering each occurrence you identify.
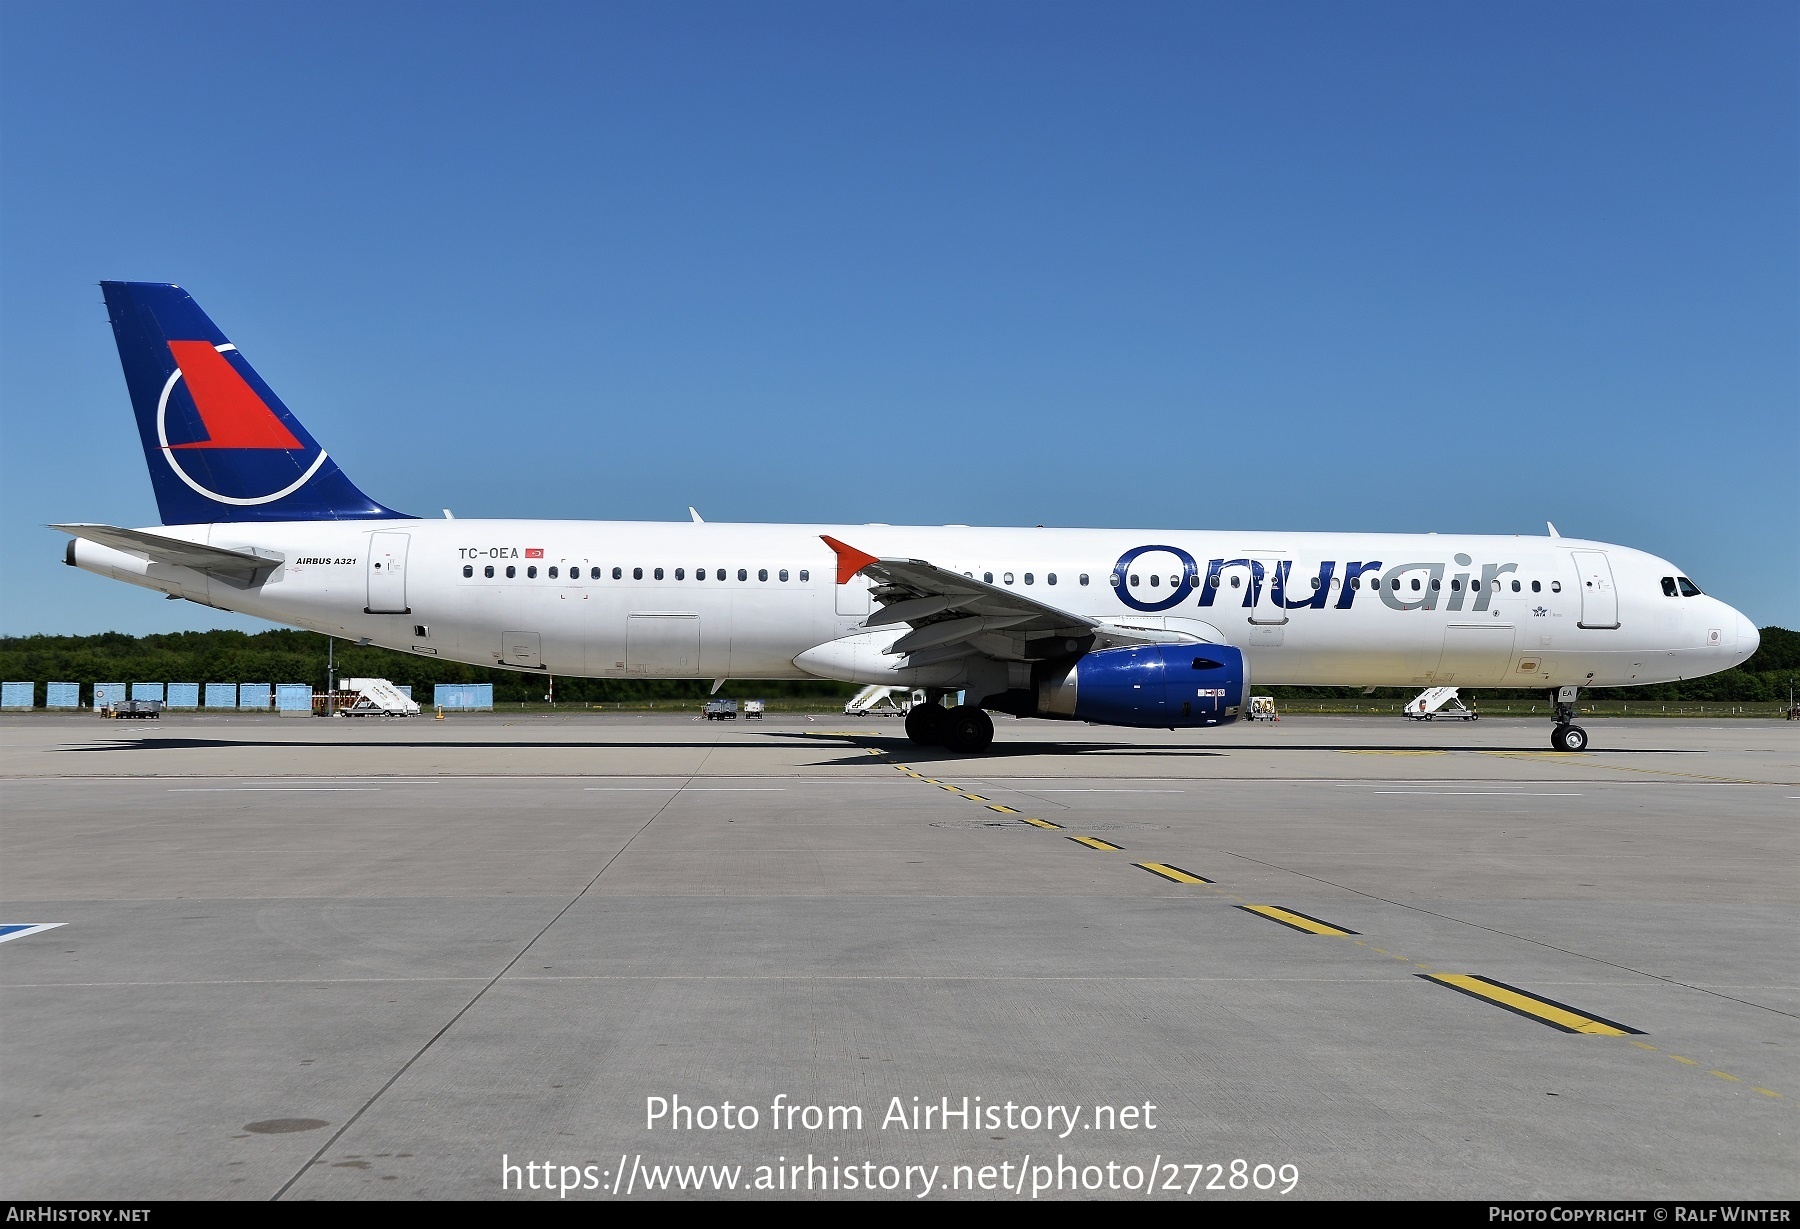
[2,1,1794,635]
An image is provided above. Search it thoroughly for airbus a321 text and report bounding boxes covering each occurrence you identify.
[57,283,1758,753]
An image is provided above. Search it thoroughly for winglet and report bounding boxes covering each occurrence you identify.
[820,535,879,584]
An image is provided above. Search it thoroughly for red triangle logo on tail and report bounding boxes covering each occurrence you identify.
[165,341,303,450]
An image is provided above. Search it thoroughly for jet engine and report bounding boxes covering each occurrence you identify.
[1030,644,1249,728]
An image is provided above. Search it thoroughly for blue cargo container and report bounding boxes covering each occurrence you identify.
[131,683,165,702]
[1,682,32,709]
[46,683,80,709]
[94,683,127,709]
[204,683,236,708]
[433,683,494,710]
[275,684,313,712]
[239,684,272,709]
[167,683,200,709]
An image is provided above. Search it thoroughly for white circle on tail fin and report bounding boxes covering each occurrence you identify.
[155,343,330,506]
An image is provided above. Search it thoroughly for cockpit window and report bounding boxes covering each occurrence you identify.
[1661,577,1678,597]
[1677,577,1702,597]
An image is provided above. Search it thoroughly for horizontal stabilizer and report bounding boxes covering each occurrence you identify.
[53,523,283,584]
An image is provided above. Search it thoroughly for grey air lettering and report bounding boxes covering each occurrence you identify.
[1447,552,1473,612]
[1378,563,1445,611]
[1472,562,1518,611]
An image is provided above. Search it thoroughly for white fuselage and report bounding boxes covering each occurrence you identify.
[69,519,1758,691]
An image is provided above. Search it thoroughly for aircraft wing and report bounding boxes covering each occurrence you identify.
[821,535,1181,667]
[52,524,284,586]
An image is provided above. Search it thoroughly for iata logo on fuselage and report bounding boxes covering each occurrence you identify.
[156,341,327,506]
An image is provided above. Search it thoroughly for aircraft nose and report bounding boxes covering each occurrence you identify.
[1735,610,1759,663]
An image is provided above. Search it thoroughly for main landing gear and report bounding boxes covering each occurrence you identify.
[1550,686,1588,753]
[904,695,994,754]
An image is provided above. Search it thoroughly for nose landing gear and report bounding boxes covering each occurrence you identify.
[1549,686,1588,752]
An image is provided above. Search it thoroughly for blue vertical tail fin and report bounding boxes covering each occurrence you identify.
[101,281,410,524]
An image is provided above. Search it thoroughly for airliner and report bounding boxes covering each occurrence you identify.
[56,283,1758,753]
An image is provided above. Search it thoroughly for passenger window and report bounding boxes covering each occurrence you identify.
[984,572,994,583]
[1661,577,1678,597]
[758,569,768,582]
[1170,575,1180,588]
[1678,577,1702,596]
[654,567,664,580]
[1023,573,1034,585]
[506,565,516,579]
[1429,578,1439,591]
[737,568,747,581]
[1079,574,1089,586]
[633,567,643,580]
[1230,575,1241,588]
[591,567,601,580]
[779,569,789,582]
[612,567,622,580]
[1410,578,1420,591]
[717,569,727,581]
[799,569,809,582]
[1349,577,1359,590]
[1532,580,1541,592]
[527,565,537,578]
[1003,573,1014,585]
[1313,576,1323,590]
[549,566,559,579]
[1211,575,1224,588]
[1451,579,1461,591]
[1551,580,1561,593]
[1108,574,1120,586]
[675,568,685,580]
[1470,580,1481,591]
[1048,573,1057,585]
[696,567,706,580]
[462,564,473,578]
[1148,575,1159,587]
[484,565,494,578]
[1511,579,1521,592]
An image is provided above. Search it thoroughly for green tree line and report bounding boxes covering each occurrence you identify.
[0,626,1794,705]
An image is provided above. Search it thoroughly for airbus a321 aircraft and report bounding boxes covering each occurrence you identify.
[57,283,1758,754]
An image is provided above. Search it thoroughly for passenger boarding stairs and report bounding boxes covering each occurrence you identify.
[843,685,916,717]
[339,677,420,716]
[1404,686,1478,721]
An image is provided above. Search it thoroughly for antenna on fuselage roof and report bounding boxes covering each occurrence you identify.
[689,507,704,523]
[1546,521,1561,538]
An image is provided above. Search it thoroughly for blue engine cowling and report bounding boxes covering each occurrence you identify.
[1035,644,1248,729]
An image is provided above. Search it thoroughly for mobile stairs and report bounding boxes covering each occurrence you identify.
[1404,686,1478,721]
[337,678,420,717]
[843,685,919,717]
